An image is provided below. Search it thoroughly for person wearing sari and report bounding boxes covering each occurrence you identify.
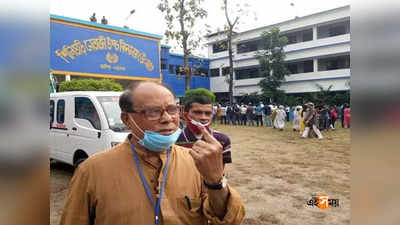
[343,104,351,128]
[292,106,301,131]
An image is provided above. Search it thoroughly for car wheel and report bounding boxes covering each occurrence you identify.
[74,157,87,169]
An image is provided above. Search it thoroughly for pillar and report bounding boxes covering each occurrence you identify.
[313,58,318,72]
[313,26,318,40]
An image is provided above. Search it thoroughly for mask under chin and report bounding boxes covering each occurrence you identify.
[190,120,211,127]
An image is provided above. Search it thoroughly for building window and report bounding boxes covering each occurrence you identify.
[317,20,350,39]
[169,65,175,74]
[212,41,227,53]
[287,63,298,74]
[318,55,350,71]
[283,28,313,44]
[176,66,184,75]
[75,97,101,130]
[161,59,167,70]
[303,60,314,73]
[199,68,209,77]
[56,99,65,124]
[287,35,297,44]
[286,60,314,74]
[191,67,200,76]
[329,25,346,37]
[302,29,313,42]
[235,66,261,80]
[222,67,230,76]
[210,68,220,77]
[237,39,260,54]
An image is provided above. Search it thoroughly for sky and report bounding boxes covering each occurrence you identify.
[50,0,350,56]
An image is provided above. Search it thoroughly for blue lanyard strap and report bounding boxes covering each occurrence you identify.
[131,143,170,225]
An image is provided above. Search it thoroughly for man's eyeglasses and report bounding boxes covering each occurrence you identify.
[132,105,180,121]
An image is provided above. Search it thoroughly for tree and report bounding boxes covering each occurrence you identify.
[222,0,239,105]
[332,91,350,106]
[209,0,254,105]
[158,0,207,91]
[257,27,289,104]
[236,92,261,104]
[59,79,123,92]
[314,83,333,106]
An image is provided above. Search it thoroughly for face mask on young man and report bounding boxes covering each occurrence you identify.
[128,114,181,152]
[184,113,211,139]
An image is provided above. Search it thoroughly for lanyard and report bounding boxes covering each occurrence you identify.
[131,143,170,225]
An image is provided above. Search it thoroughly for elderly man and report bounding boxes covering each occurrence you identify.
[59,81,245,225]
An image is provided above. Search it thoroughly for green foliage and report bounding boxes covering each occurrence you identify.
[158,0,208,90]
[332,91,350,105]
[183,88,216,103]
[314,83,334,106]
[285,95,303,106]
[257,27,290,103]
[236,92,263,104]
[233,90,349,106]
[283,91,350,107]
[59,79,123,92]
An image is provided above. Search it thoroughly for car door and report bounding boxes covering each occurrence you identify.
[69,96,107,159]
[51,98,70,163]
[49,99,57,159]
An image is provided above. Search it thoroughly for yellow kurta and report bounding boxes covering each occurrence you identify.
[59,136,245,225]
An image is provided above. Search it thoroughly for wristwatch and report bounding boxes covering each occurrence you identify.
[203,176,227,190]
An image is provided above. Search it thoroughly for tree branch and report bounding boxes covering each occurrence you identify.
[232,16,239,28]
[224,0,232,27]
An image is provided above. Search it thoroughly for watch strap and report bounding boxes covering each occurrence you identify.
[203,179,223,190]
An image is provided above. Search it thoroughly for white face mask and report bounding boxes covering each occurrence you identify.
[188,119,211,140]
[190,119,211,127]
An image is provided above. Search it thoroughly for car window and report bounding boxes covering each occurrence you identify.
[75,97,101,130]
[50,100,55,124]
[57,99,65,124]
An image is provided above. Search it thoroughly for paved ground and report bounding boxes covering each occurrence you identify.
[50,122,350,225]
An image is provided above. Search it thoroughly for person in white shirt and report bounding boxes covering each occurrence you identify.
[274,105,287,131]
[240,104,247,125]
[220,105,227,125]
[212,105,217,123]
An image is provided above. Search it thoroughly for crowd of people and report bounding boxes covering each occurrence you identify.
[211,102,351,139]
[58,80,350,224]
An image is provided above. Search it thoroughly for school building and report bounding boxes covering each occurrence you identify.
[206,5,350,101]
[50,14,210,98]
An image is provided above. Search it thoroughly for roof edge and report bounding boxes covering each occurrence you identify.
[50,14,163,40]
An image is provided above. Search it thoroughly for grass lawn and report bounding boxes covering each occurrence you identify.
[212,122,350,225]
[51,122,350,225]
